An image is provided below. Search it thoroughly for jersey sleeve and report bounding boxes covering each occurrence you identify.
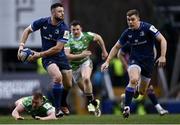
[31,18,46,32]
[43,102,55,115]
[22,96,32,110]
[118,30,128,46]
[57,24,70,43]
[148,24,160,37]
[87,32,95,43]
[64,41,70,48]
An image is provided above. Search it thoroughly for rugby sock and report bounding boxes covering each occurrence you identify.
[155,104,163,111]
[147,88,158,106]
[125,87,135,106]
[52,83,63,110]
[61,88,69,107]
[85,93,97,106]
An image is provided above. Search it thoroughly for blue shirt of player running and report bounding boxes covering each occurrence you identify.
[31,17,69,61]
[118,21,160,77]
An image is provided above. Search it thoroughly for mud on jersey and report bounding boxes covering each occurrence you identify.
[22,96,54,117]
[65,32,94,70]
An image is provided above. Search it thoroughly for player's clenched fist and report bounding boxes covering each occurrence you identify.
[101,61,109,72]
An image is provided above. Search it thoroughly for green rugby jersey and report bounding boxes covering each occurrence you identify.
[65,32,94,70]
[22,96,54,117]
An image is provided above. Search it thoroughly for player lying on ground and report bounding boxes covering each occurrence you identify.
[12,92,57,120]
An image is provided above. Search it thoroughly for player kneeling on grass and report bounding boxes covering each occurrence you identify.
[12,92,57,120]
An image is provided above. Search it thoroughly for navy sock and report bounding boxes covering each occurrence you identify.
[61,88,69,107]
[125,87,135,107]
[147,88,158,106]
[52,83,63,110]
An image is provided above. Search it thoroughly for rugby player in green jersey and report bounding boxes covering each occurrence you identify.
[12,92,57,120]
[65,20,108,117]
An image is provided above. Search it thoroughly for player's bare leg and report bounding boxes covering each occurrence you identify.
[123,65,141,118]
[81,64,101,117]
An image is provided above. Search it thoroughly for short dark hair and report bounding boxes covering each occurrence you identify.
[50,3,63,11]
[70,20,81,26]
[126,9,139,17]
[33,91,43,100]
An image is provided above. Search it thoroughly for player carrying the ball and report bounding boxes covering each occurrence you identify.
[17,3,72,117]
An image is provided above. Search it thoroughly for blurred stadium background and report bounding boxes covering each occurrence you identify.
[0,0,180,120]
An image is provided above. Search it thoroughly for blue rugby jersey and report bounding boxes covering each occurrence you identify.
[118,21,159,63]
[31,17,69,61]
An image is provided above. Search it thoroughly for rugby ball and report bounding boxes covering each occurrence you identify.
[19,48,33,62]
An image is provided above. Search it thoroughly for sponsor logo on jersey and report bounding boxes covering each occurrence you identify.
[135,39,138,43]
[128,35,132,38]
[49,34,52,38]
[140,31,145,36]
[149,25,158,33]
[132,40,147,45]
[43,26,47,30]
[55,29,59,34]
[63,30,69,39]
[43,36,51,40]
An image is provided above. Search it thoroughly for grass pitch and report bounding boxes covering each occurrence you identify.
[0,114,180,124]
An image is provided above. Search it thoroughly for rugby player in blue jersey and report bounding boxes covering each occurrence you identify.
[17,3,72,117]
[101,9,167,118]
[118,44,168,116]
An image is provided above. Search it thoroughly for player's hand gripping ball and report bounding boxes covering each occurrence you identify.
[19,48,34,62]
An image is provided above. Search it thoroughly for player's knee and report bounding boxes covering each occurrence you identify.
[130,78,138,85]
[53,75,62,83]
[83,78,90,84]
[147,85,154,94]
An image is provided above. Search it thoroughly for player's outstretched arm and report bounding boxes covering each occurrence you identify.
[117,50,128,70]
[93,34,108,60]
[155,33,167,67]
[12,101,25,120]
[35,112,57,120]
[101,41,121,71]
